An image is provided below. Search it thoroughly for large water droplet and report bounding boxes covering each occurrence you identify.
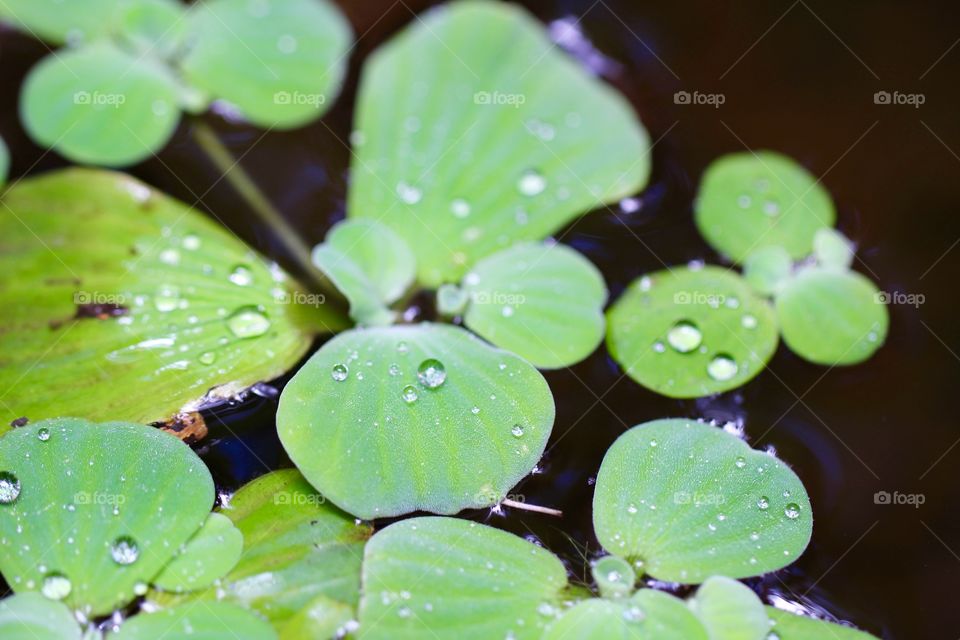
[517,170,547,196]
[0,472,21,504]
[757,496,770,510]
[331,364,349,382]
[228,264,253,286]
[37,428,51,442]
[784,503,801,519]
[111,536,140,565]
[41,572,71,600]
[401,385,419,404]
[666,321,702,353]
[511,424,525,438]
[417,359,447,389]
[707,354,738,381]
[226,307,270,339]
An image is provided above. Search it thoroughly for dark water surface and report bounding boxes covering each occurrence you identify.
[3,1,959,637]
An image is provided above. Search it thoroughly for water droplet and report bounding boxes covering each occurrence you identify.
[199,352,217,366]
[401,385,419,404]
[622,605,645,623]
[501,306,515,318]
[649,439,658,447]
[182,234,201,250]
[226,307,270,339]
[133,581,148,596]
[737,194,752,208]
[228,265,253,286]
[417,359,447,389]
[111,536,139,565]
[741,314,758,329]
[396,181,422,204]
[158,248,180,265]
[388,363,401,376]
[517,170,547,196]
[450,199,471,218]
[154,285,181,312]
[707,354,739,381]
[331,364,349,382]
[757,496,770,510]
[511,425,525,438]
[652,341,666,353]
[0,472,21,504]
[397,341,409,355]
[37,428,51,442]
[41,573,71,600]
[667,321,702,353]
[734,456,746,469]
[762,200,781,216]
[784,503,801,519]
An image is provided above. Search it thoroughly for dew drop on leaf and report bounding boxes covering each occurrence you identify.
[707,354,738,381]
[401,385,419,404]
[37,428,51,442]
[517,169,547,197]
[417,359,447,389]
[784,503,801,519]
[666,321,702,353]
[757,496,770,510]
[228,264,253,286]
[110,536,140,565]
[0,472,21,503]
[226,307,270,338]
[511,424,525,438]
[41,572,71,600]
[331,364,349,382]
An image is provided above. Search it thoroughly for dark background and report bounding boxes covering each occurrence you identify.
[2,1,959,638]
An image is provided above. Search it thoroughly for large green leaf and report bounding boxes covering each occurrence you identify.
[20,41,182,166]
[0,593,82,640]
[775,268,888,365]
[358,517,569,640]
[543,590,708,640]
[152,512,243,593]
[113,601,277,640]
[278,323,555,518]
[181,0,352,129]
[461,242,607,368]
[349,0,650,286]
[606,267,778,398]
[695,152,835,262]
[765,607,880,640]
[0,0,117,45]
[687,577,769,640]
[0,169,343,429]
[592,419,812,583]
[312,219,416,327]
[0,418,214,616]
[155,470,370,637]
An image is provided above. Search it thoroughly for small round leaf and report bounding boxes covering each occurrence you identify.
[543,590,708,640]
[21,41,181,166]
[688,577,769,640]
[0,593,82,640]
[743,246,792,297]
[812,228,854,271]
[0,418,214,615]
[113,601,277,640]
[152,512,243,593]
[776,268,888,365]
[695,152,835,262]
[462,242,607,368]
[278,323,555,519]
[181,0,352,129]
[359,517,569,640]
[592,419,812,582]
[765,607,879,639]
[606,267,778,398]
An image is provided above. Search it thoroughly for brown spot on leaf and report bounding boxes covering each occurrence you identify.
[74,303,129,320]
[158,412,208,445]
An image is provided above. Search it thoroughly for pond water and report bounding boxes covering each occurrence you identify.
[2,1,958,637]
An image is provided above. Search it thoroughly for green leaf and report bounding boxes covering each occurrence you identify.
[0,593,82,640]
[590,555,635,600]
[312,219,416,327]
[688,577,769,640]
[592,419,812,582]
[695,151,835,262]
[0,0,117,45]
[0,418,214,616]
[775,268,888,365]
[20,41,181,166]
[606,266,779,398]
[116,0,187,60]
[742,246,792,297]
[461,242,607,368]
[181,0,352,129]
[349,1,651,286]
[812,228,854,271]
[113,601,277,640]
[155,470,370,633]
[765,607,880,640]
[358,517,569,640]
[543,590,708,640]
[152,512,243,593]
[278,323,554,518]
[0,136,9,187]
[0,168,343,429]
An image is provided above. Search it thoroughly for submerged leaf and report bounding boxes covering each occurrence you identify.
[113,601,277,640]
[592,419,812,582]
[606,266,778,398]
[461,242,607,368]
[21,41,181,166]
[688,577,769,640]
[695,152,835,262]
[775,268,888,365]
[0,592,82,640]
[0,169,344,429]
[359,517,569,639]
[152,512,243,593]
[543,589,708,640]
[278,323,554,518]
[764,607,880,640]
[349,1,651,286]
[312,219,416,326]
[0,418,214,616]
[181,0,352,128]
